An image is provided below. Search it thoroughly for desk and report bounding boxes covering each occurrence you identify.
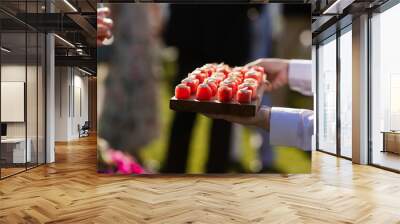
[382,131,400,154]
[1,138,31,164]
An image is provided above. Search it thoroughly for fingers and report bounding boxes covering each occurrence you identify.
[98,7,110,17]
[260,79,270,90]
[271,71,289,91]
[265,83,273,92]
[97,7,113,46]
[97,18,113,45]
[272,80,283,91]
[245,58,267,68]
[98,17,113,29]
[97,24,112,40]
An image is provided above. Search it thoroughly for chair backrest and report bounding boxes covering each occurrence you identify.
[82,121,90,129]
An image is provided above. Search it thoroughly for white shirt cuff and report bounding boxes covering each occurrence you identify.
[288,59,313,96]
[269,107,314,151]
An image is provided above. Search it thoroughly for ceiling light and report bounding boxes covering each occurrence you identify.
[54,34,75,48]
[1,47,11,53]
[76,48,86,55]
[323,0,354,15]
[63,0,78,12]
[78,67,93,76]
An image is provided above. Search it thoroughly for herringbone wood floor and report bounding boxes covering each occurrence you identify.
[1,135,400,224]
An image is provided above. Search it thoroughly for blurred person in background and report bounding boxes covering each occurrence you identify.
[162,5,258,173]
[228,4,280,173]
[247,4,276,172]
[97,4,164,173]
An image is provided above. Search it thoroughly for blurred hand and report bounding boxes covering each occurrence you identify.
[204,81,271,131]
[246,58,290,92]
[97,7,113,46]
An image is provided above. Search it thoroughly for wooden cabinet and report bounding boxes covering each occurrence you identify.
[382,131,400,154]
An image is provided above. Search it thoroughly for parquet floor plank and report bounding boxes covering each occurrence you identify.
[0,135,400,223]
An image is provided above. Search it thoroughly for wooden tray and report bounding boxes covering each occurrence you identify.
[170,86,263,117]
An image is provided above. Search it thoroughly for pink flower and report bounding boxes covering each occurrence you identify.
[117,159,132,174]
[130,162,144,174]
[106,149,145,174]
[110,150,125,164]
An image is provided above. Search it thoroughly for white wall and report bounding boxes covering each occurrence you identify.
[55,67,69,141]
[54,67,89,141]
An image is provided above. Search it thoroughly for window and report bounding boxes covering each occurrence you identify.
[339,27,352,158]
[317,36,337,154]
[370,2,400,171]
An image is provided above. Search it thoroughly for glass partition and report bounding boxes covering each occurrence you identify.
[1,31,28,177]
[0,1,46,179]
[317,35,337,154]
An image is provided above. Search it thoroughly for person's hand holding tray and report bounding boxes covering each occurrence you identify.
[169,63,269,117]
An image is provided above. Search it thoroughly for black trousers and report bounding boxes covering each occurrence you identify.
[162,60,233,173]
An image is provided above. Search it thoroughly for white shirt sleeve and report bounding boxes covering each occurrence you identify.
[269,107,314,151]
[288,59,312,96]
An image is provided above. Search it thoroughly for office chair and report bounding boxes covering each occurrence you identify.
[79,121,90,138]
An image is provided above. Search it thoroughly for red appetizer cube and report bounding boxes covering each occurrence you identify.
[190,70,207,83]
[202,63,217,72]
[175,84,191,99]
[211,72,226,83]
[232,66,249,76]
[236,88,252,103]
[224,77,238,85]
[238,83,257,99]
[196,83,212,101]
[199,66,215,77]
[204,77,218,84]
[243,78,258,86]
[221,80,238,95]
[204,79,218,96]
[245,70,262,83]
[218,85,233,102]
[229,71,244,78]
[224,75,242,85]
[181,78,199,95]
[215,65,231,76]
